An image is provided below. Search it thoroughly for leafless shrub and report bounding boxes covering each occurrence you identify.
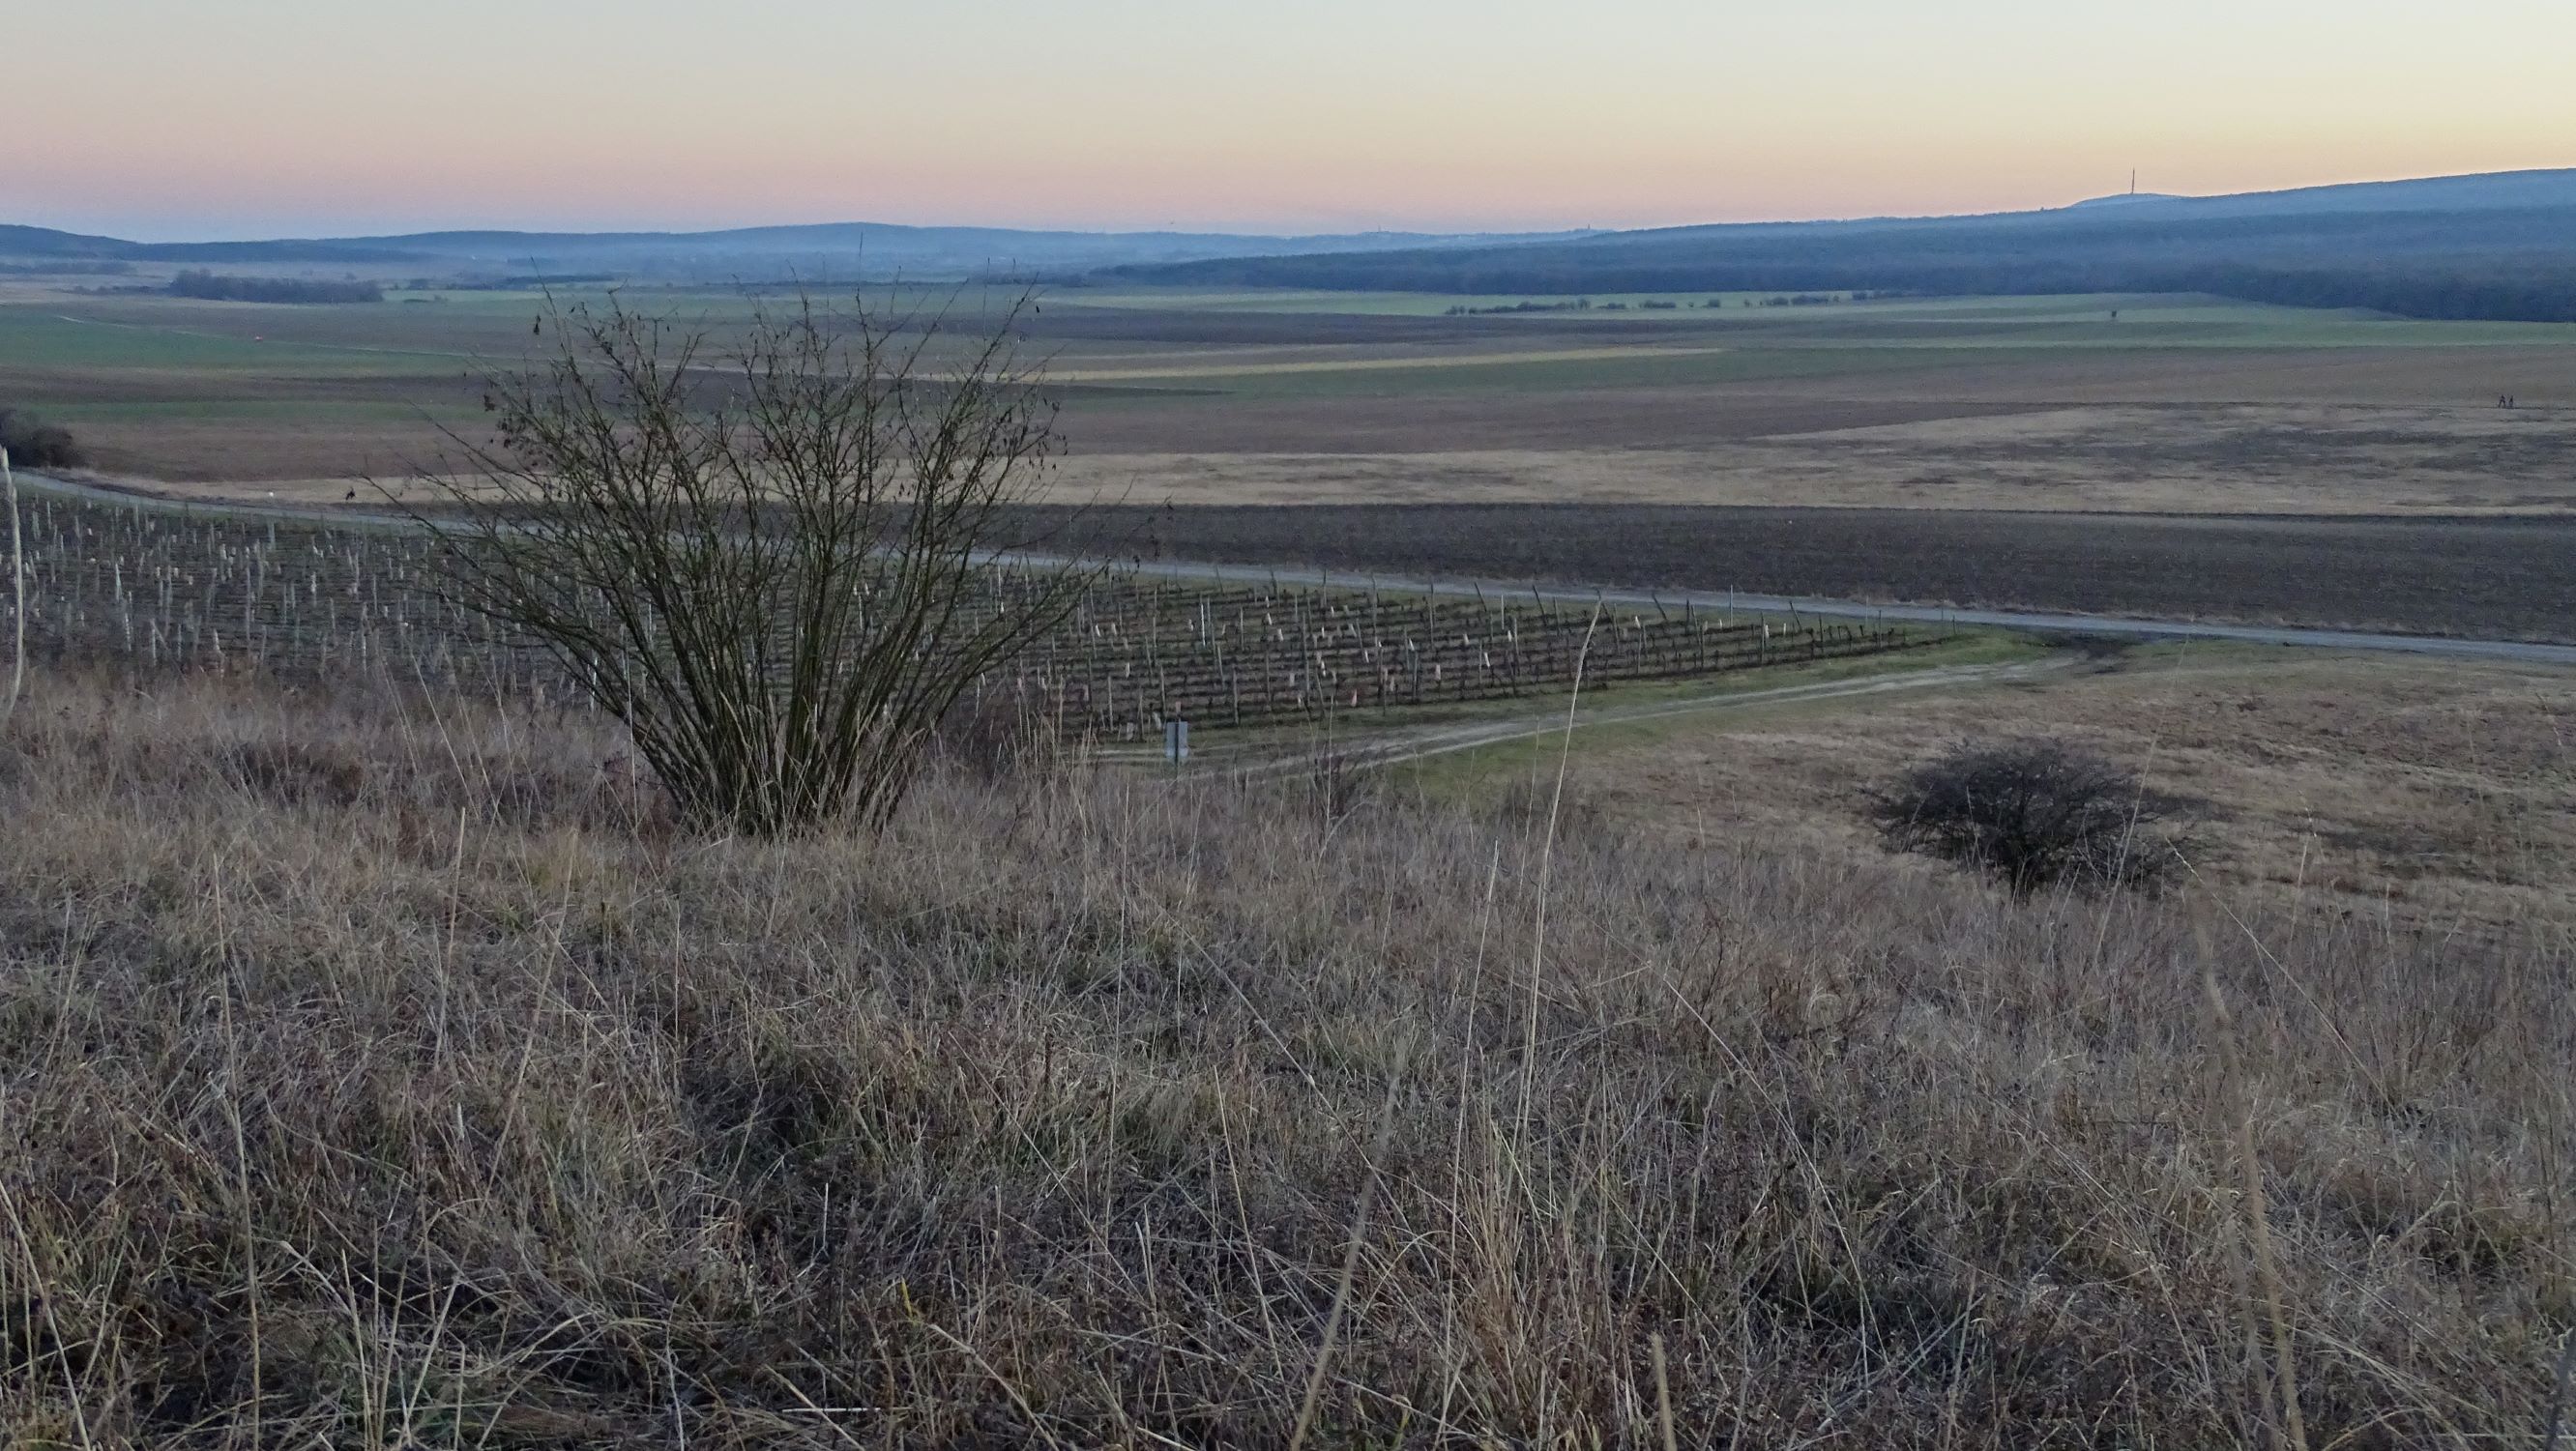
[1868,735,2187,893]
[412,291,1096,834]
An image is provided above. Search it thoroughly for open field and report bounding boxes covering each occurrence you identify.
[1046,399,2576,513]
[2,656,2568,1444]
[10,282,2576,644]
[8,287,2575,504]
[1019,502,2576,644]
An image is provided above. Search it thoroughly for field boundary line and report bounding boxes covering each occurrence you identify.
[1165,657,2077,780]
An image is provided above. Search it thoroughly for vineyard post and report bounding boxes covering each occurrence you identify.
[3,446,22,721]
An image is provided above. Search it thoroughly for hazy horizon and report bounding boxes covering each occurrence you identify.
[19,164,2576,247]
[11,0,2574,243]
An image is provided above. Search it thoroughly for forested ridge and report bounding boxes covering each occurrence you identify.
[1110,193,2576,322]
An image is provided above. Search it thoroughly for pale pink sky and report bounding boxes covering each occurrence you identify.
[10,0,2572,240]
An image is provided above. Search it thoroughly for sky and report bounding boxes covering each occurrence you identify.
[9,0,2574,241]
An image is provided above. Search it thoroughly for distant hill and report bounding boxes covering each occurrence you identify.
[0,219,1593,282]
[1106,169,2576,323]
[19,169,2576,320]
[2055,168,2576,218]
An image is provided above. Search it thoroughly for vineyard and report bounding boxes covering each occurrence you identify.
[6,490,1938,736]
[1006,579,1934,732]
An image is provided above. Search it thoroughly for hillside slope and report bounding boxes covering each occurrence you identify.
[0,665,2563,1443]
[1110,169,2576,321]
[0,219,1590,281]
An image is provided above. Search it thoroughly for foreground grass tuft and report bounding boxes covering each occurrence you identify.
[0,667,2567,1446]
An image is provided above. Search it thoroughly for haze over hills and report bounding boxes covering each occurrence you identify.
[0,219,1593,282]
[11,169,2576,320]
[1108,168,2576,323]
[2057,168,2576,219]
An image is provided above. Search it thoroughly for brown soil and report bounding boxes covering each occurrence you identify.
[1022,502,2576,643]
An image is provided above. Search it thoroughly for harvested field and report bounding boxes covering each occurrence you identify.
[74,396,2576,518]
[1048,401,2576,513]
[10,287,2574,490]
[1030,502,2576,643]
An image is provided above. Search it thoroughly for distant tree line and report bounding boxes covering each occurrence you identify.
[1441,290,1898,317]
[1444,299,1596,315]
[168,271,383,304]
[424,274,622,291]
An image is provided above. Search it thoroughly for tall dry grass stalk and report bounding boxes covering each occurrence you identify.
[2,446,22,721]
[0,663,2568,1446]
[2200,929,2310,1451]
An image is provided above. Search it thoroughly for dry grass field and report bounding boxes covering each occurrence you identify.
[1049,400,2576,512]
[1453,645,2576,929]
[1,661,2569,1445]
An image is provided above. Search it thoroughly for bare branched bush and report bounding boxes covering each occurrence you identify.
[1868,735,2185,892]
[415,292,1092,833]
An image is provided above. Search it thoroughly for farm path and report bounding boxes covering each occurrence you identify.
[1113,655,2083,780]
[46,308,482,365]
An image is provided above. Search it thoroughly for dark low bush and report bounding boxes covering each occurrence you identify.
[0,409,82,468]
[1868,736,2188,893]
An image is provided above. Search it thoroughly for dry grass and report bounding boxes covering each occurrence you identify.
[1548,648,2576,929]
[0,663,2568,1446]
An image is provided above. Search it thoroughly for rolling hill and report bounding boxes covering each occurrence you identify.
[0,219,1590,283]
[1105,169,2576,322]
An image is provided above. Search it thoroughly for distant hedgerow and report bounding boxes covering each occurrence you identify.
[168,270,383,304]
